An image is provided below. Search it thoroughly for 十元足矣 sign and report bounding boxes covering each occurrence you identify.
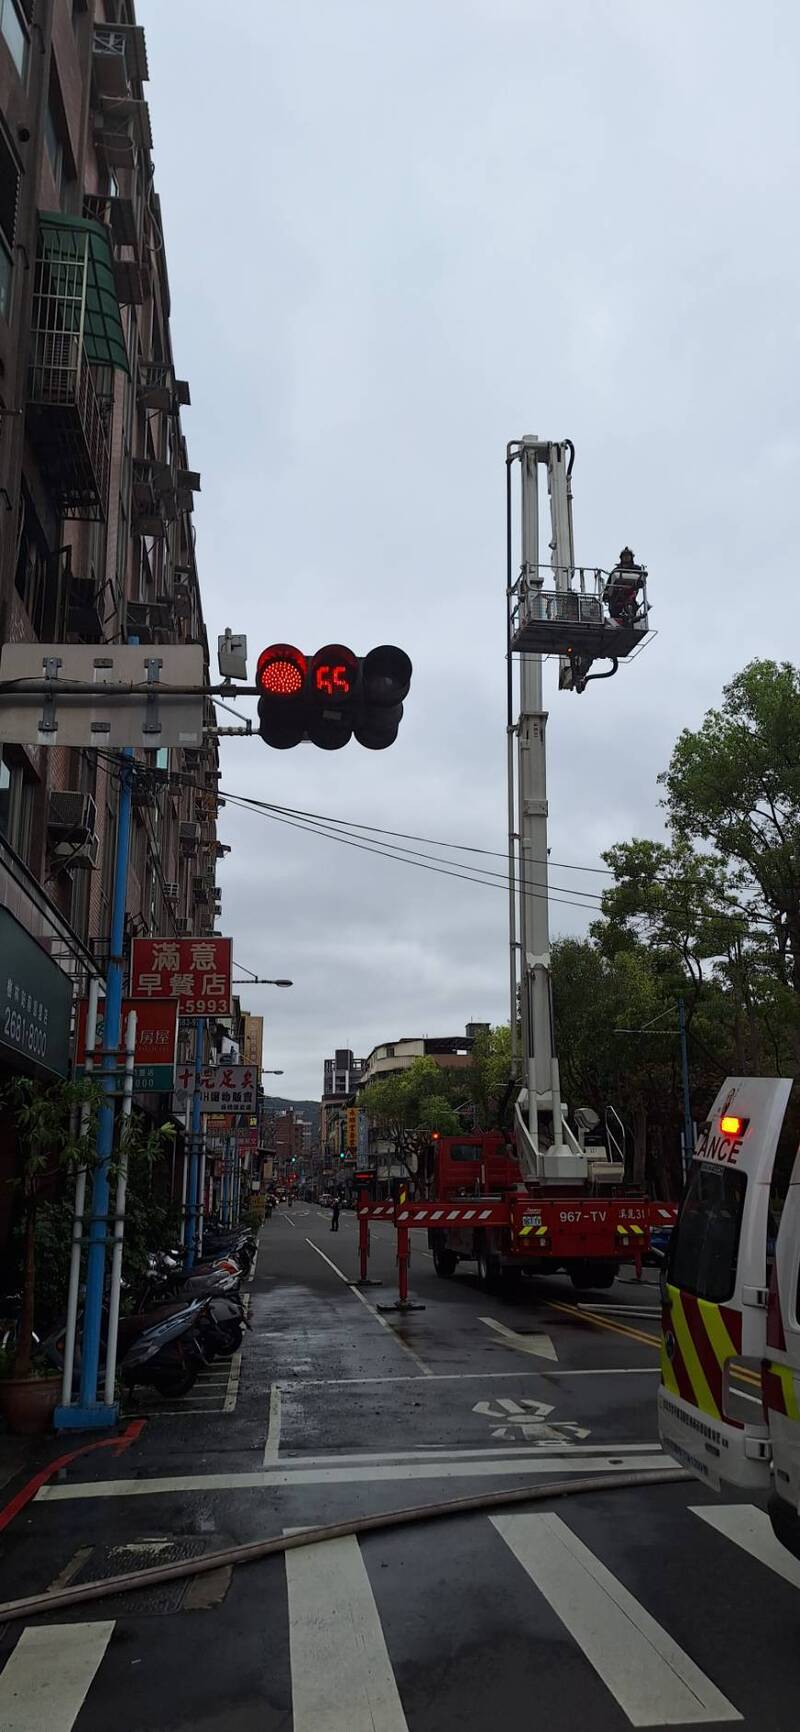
[74,996,178,1092]
[174,1064,258,1113]
[130,936,232,1017]
[0,907,73,1077]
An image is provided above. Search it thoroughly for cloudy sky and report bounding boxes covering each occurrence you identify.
[140,0,800,1100]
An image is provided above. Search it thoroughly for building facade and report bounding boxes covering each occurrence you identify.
[0,3,218,1250]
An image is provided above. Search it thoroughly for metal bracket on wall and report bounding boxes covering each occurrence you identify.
[38,655,62,734]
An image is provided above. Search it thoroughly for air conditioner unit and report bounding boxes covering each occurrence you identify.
[47,791,97,843]
[53,832,99,872]
[180,821,200,850]
[175,919,192,935]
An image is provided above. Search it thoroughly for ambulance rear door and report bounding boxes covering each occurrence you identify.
[658,1075,792,1492]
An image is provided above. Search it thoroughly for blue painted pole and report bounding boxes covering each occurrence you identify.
[185,1017,205,1267]
[76,748,134,1421]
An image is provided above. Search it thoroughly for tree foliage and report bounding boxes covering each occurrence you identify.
[359,1056,461,1176]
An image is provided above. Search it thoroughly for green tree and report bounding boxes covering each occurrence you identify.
[2,1075,97,1378]
[661,659,800,994]
[360,1056,461,1179]
[466,1024,514,1127]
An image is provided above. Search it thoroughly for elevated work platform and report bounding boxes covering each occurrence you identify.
[509,563,650,660]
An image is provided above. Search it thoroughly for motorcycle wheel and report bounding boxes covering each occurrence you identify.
[149,1364,199,1397]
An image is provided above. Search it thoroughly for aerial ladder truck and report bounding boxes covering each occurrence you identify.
[359,438,677,1301]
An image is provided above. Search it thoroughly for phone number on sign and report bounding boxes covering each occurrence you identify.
[4,1006,48,1059]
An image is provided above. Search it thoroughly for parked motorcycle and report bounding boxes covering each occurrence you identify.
[40,1297,210,1399]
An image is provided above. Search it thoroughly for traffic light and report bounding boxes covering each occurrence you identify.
[256,642,412,751]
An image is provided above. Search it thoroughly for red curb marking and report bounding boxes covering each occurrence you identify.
[0,1418,146,1535]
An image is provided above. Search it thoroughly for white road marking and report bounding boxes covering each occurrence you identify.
[0,1621,115,1732]
[222,1292,249,1413]
[286,1535,409,1732]
[691,1503,800,1590]
[37,1452,670,1500]
[248,1246,259,1284]
[491,1512,741,1726]
[276,1368,661,1386]
[281,1211,298,1226]
[481,1315,559,1362]
[304,1237,432,1377]
[269,1441,662,1466]
[263,1384,282,1465]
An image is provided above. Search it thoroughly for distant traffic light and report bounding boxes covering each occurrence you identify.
[256,642,412,751]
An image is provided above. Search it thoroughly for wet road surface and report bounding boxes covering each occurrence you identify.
[0,1207,794,1730]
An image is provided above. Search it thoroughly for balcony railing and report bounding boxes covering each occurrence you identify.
[26,216,128,520]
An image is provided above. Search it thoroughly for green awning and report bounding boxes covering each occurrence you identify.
[38,212,130,374]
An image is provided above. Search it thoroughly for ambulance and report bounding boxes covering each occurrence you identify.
[658,1075,800,1559]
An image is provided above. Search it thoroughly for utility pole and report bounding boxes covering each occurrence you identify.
[184,1016,206,1267]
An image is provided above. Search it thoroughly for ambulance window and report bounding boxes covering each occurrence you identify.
[669,1164,747,1303]
[448,1144,482,1162]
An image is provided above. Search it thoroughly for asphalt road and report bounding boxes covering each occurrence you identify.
[0,1207,796,1730]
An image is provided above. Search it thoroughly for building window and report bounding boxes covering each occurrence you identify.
[44,102,63,195]
[0,125,20,322]
[0,751,33,862]
[0,0,27,78]
[14,484,51,637]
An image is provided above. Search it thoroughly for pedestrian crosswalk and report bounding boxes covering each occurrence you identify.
[0,1502,793,1730]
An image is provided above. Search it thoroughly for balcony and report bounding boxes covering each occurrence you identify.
[27,215,129,521]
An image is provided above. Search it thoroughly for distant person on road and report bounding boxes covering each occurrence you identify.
[331,1198,341,1232]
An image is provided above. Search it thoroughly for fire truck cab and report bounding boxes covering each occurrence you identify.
[658,1074,800,1560]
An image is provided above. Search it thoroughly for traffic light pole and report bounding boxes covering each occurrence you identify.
[61,749,135,1429]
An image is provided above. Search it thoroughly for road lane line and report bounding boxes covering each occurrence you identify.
[274,1442,664,1466]
[481,1316,559,1361]
[37,1453,671,1500]
[263,1385,282,1465]
[491,1512,741,1726]
[547,1300,660,1350]
[691,1504,800,1590]
[304,1238,432,1376]
[0,1621,115,1731]
[286,1535,409,1732]
[276,1368,661,1386]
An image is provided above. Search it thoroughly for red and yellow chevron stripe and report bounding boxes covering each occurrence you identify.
[660,1285,742,1422]
[762,1360,800,1421]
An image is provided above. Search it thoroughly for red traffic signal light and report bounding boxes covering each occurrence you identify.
[256,642,413,751]
[256,644,308,749]
[256,643,307,695]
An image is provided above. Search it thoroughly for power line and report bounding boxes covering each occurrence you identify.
[220,790,617,877]
[222,790,606,906]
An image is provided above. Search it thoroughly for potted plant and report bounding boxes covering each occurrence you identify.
[0,1074,95,1435]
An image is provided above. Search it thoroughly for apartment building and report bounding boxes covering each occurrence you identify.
[0,3,217,1244]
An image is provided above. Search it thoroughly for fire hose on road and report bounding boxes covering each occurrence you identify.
[0,1464,690,1626]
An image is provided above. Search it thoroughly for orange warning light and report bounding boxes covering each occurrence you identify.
[720,1114,744,1138]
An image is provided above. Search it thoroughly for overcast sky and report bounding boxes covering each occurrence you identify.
[139,0,800,1100]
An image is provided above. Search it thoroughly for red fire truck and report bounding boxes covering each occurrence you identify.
[418,1131,675,1294]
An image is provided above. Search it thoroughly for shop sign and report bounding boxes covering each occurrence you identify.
[130,937,232,1016]
[74,996,178,1092]
[0,908,73,1078]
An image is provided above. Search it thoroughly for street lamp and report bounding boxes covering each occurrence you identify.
[262,1068,284,1075]
[232,977,293,987]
